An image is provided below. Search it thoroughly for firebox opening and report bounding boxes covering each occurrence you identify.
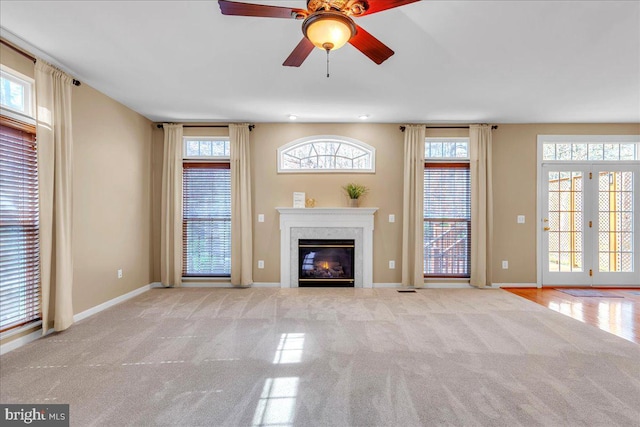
[298,239,355,287]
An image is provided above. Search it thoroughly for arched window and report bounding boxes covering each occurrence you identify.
[278,135,375,173]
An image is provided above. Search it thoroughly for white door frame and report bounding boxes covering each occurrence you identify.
[536,135,640,288]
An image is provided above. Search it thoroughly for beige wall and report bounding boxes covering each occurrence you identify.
[0,44,34,78]
[252,123,405,284]
[491,123,640,284]
[150,121,640,286]
[72,84,153,313]
[4,43,639,310]
[1,43,153,336]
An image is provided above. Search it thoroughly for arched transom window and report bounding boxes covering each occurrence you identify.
[278,135,375,173]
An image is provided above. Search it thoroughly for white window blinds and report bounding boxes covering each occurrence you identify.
[182,163,231,276]
[423,163,471,277]
[0,122,41,332]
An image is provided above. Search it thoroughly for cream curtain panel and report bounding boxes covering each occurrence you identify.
[469,124,493,288]
[161,124,183,287]
[35,59,75,333]
[229,124,253,287]
[402,125,426,287]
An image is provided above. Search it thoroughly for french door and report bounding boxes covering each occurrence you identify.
[542,163,640,286]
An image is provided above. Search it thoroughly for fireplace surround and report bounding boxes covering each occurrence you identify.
[276,207,378,288]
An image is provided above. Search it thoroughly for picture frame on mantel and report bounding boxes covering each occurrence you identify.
[293,192,305,208]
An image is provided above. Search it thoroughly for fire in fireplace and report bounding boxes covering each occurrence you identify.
[298,239,355,287]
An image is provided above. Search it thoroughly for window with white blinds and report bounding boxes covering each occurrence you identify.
[0,121,41,332]
[182,162,231,277]
[424,138,471,278]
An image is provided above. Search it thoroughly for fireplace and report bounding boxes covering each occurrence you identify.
[298,239,355,287]
[276,207,378,288]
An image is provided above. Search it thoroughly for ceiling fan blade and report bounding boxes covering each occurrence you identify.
[349,25,394,65]
[360,0,421,16]
[283,38,315,67]
[218,0,305,19]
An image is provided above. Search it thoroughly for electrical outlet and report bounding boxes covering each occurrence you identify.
[258,260,264,269]
[502,260,508,269]
[517,215,525,224]
[258,214,265,223]
[389,260,395,269]
[117,269,123,279]
[389,214,395,223]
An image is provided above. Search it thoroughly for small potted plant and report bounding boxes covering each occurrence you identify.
[343,183,369,207]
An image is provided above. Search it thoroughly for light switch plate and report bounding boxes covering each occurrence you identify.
[258,214,265,223]
[517,215,525,224]
[502,260,508,269]
[258,260,264,269]
[389,214,395,223]
[389,260,395,269]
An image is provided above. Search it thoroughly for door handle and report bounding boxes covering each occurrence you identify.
[543,227,550,231]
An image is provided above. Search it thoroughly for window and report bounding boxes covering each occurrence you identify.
[0,120,41,332]
[182,138,231,277]
[278,135,375,173]
[541,137,639,161]
[0,66,34,119]
[424,138,471,277]
[184,137,230,159]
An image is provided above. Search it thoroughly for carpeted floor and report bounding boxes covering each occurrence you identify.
[1,288,639,426]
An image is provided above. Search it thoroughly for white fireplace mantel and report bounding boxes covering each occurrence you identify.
[276,207,378,288]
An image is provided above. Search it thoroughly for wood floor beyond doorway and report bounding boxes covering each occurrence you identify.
[504,287,640,344]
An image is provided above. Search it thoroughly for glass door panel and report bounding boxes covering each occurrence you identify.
[542,165,591,285]
[593,166,639,285]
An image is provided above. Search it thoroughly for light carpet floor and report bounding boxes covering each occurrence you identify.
[1,288,639,426]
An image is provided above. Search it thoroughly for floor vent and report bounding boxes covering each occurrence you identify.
[397,289,417,293]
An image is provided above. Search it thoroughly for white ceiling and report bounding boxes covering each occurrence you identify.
[1,1,639,124]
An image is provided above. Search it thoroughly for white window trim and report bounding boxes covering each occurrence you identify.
[425,137,470,161]
[277,135,376,173]
[0,64,35,120]
[183,136,230,161]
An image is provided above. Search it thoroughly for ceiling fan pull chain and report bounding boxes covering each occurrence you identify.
[326,49,330,78]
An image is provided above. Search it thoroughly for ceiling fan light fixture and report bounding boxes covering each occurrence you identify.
[302,11,356,51]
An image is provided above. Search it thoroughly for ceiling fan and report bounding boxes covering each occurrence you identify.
[218,0,420,68]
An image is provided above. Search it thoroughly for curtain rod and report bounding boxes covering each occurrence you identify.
[0,39,81,86]
[399,125,498,132]
[156,124,255,131]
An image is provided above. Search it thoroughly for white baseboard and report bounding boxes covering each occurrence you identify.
[252,282,280,288]
[373,283,401,288]
[181,282,233,288]
[491,283,538,288]
[2,283,153,355]
[423,282,473,289]
[0,326,53,356]
[160,282,279,288]
[73,283,151,323]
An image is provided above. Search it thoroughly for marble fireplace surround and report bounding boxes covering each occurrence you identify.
[276,208,378,288]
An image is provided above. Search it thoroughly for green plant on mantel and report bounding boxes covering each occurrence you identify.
[343,183,369,199]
